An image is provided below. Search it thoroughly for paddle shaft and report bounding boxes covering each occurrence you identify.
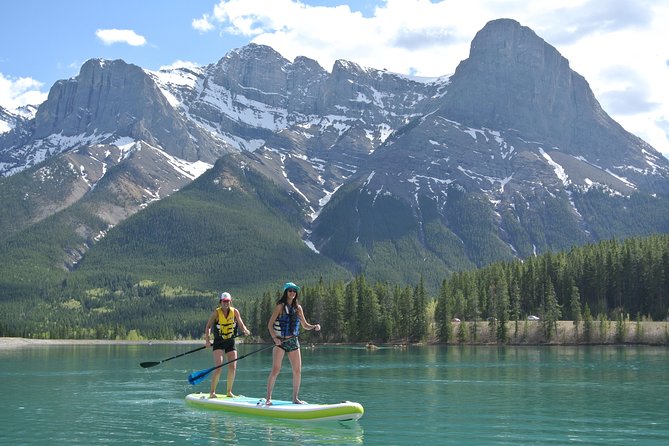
[140,334,246,368]
[188,343,275,385]
[140,345,207,368]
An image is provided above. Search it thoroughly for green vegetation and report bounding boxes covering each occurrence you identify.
[1,153,668,343]
[1,234,667,344]
[436,234,669,344]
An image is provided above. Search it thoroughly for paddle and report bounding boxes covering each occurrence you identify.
[188,343,275,385]
[140,345,207,368]
[140,333,245,368]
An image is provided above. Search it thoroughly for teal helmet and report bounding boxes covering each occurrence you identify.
[282,282,300,293]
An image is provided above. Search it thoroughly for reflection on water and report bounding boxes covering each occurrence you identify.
[1,343,668,445]
[193,408,364,445]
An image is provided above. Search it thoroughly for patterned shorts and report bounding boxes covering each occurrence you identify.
[280,337,300,352]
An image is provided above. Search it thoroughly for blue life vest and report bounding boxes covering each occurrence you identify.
[273,304,300,337]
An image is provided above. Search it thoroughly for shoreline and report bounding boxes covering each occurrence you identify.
[0,337,203,350]
[3,322,668,350]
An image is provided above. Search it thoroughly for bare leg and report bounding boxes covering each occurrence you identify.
[226,350,238,397]
[265,346,285,405]
[209,349,224,397]
[287,349,303,403]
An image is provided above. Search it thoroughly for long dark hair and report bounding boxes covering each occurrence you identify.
[277,289,298,310]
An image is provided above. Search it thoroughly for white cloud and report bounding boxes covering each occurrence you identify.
[0,72,48,111]
[198,0,669,159]
[95,29,147,46]
[192,15,215,32]
[159,60,200,71]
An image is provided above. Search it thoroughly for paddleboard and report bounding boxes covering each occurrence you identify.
[185,393,364,422]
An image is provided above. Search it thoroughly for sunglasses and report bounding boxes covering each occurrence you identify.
[287,289,297,293]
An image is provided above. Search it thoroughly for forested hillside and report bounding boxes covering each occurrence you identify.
[1,234,667,344]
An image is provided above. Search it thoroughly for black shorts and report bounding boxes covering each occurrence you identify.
[213,337,236,353]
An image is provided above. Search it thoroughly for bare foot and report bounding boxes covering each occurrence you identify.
[227,392,236,398]
[293,399,307,404]
[209,394,217,398]
[265,400,273,406]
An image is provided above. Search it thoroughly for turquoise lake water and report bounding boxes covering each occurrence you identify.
[1,343,668,445]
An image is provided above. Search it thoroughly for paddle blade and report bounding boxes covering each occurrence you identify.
[188,367,214,385]
[140,361,160,368]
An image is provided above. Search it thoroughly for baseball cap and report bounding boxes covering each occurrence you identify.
[220,292,232,302]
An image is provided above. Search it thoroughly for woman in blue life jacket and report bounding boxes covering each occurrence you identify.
[265,282,320,405]
[204,292,250,398]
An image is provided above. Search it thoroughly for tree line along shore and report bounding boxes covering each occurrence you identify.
[2,235,667,344]
[3,321,668,348]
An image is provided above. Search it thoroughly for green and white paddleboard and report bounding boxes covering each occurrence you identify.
[185,393,364,422]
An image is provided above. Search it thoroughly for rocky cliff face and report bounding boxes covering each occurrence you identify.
[309,19,669,272]
[441,19,581,142]
[0,19,668,286]
[438,19,658,172]
[0,59,229,179]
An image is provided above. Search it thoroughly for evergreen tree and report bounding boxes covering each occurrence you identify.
[374,282,394,342]
[583,303,593,343]
[510,280,521,339]
[395,285,414,342]
[570,282,582,337]
[356,275,380,342]
[457,320,467,343]
[411,277,428,342]
[542,281,561,341]
[494,274,510,343]
[343,281,358,341]
[323,281,345,342]
[258,292,274,340]
[436,279,453,342]
[614,311,626,343]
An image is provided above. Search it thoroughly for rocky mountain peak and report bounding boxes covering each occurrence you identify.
[441,19,585,141]
[292,55,325,72]
[212,43,291,106]
[1,19,668,293]
[32,59,163,139]
[438,18,658,165]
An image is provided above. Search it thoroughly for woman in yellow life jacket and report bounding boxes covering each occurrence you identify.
[204,292,250,398]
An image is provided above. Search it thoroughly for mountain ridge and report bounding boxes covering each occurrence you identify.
[0,18,668,297]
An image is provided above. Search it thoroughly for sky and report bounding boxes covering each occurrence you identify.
[1,0,668,159]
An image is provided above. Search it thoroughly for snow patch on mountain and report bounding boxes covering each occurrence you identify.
[278,152,309,202]
[2,132,114,176]
[149,67,203,108]
[310,183,343,221]
[312,114,355,136]
[0,104,38,134]
[111,136,139,157]
[604,169,636,189]
[158,149,213,180]
[539,148,569,186]
[200,80,288,131]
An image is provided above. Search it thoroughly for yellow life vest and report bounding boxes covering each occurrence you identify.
[215,306,236,340]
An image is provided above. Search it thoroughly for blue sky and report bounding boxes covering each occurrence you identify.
[1,0,668,158]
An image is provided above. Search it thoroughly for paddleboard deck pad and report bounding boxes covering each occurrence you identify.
[185,393,364,421]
